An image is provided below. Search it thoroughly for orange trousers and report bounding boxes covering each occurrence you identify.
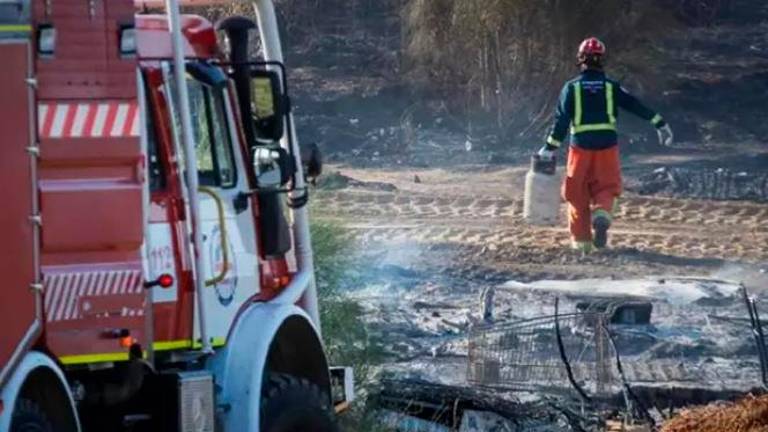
[562,145,622,243]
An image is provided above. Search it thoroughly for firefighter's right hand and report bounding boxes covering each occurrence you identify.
[657,124,674,147]
[537,144,556,161]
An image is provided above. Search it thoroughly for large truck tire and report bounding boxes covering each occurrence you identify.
[11,399,53,432]
[261,374,338,432]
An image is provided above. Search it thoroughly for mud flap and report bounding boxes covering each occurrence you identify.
[330,366,355,413]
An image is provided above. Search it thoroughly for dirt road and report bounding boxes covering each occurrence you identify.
[315,165,768,281]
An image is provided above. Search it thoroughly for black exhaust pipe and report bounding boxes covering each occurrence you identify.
[216,16,291,257]
[217,16,258,147]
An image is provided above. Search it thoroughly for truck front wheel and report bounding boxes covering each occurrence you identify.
[261,374,338,432]
[11,399,53,432]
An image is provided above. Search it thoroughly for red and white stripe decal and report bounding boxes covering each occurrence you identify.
[43,270,144,322]
[38,102,140,139]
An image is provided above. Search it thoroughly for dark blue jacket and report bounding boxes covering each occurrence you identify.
[547,69,666,150]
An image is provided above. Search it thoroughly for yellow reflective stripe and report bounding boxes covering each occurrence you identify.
[612,197,620,214]
[572,81,617,135]
[155,337,226,351]
[571,240,593,253]
[0,24,32,32]
[547,136,562,148]
[571,123,617,134]
[606,82,616,125]
[154,340,194,351]
[651,114,663,126]
[60,338,229,365]
[192,337,226,349]
[61,338,229,365]
[592,208,613,223]
[60,352,130,365]
[573,82,583,126]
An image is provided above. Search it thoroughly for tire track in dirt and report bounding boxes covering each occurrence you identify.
[314,189,768,263]
[317,191,768,230]
[320,221,765,263]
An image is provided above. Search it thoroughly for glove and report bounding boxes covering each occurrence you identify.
[657,124,674,147]
[537,144,556,161]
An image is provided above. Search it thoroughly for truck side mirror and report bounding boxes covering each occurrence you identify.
[250,70,286,142]
[252,146,295,189]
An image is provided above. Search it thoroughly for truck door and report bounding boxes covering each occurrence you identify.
[163,65,261,347]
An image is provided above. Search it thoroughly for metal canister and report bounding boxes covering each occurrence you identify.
[523,155,561,226]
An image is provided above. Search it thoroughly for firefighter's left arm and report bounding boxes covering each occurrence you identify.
[616,82,666,129]
[546,83,573,149]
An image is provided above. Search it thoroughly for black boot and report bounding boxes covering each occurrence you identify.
[592,214,611,249]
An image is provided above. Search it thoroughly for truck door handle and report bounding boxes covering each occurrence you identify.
[198,187,230,287]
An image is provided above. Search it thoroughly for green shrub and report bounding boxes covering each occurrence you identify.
[311,220,385,376]
[310,219,388,429]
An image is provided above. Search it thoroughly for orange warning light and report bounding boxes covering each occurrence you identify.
[119,336,135,348]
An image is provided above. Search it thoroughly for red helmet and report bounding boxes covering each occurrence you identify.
[578,37,606,57]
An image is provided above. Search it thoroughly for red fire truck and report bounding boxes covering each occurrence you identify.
[0,0,351,430]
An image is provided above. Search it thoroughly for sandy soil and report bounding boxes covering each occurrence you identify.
[316,164,768,275]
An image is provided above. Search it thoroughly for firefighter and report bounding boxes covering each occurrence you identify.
[538,37,674,253]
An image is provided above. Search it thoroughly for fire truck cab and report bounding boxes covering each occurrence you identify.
[0,0,350,431]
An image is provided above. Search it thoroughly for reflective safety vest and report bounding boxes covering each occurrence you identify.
[570,81,617,135]
[547,70,665,151]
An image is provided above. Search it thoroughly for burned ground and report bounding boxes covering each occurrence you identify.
[274,0,768,429]
[310,162,768,430]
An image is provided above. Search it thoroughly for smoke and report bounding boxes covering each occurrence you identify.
[711,263,768,293]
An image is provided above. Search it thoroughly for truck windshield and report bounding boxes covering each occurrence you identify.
[169,77,237,188]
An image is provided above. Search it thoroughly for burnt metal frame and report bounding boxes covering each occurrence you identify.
[742,285,768,388]
[467,310,616,393]
[554,298,592,403]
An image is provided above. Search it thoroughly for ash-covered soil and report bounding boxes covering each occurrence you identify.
[311,158,768,428]
[283,1,768,426]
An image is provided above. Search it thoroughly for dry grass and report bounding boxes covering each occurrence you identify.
[195,1,680,137]
[662,394,768,432]
[196,0,403,47]
[402,0,679,137]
